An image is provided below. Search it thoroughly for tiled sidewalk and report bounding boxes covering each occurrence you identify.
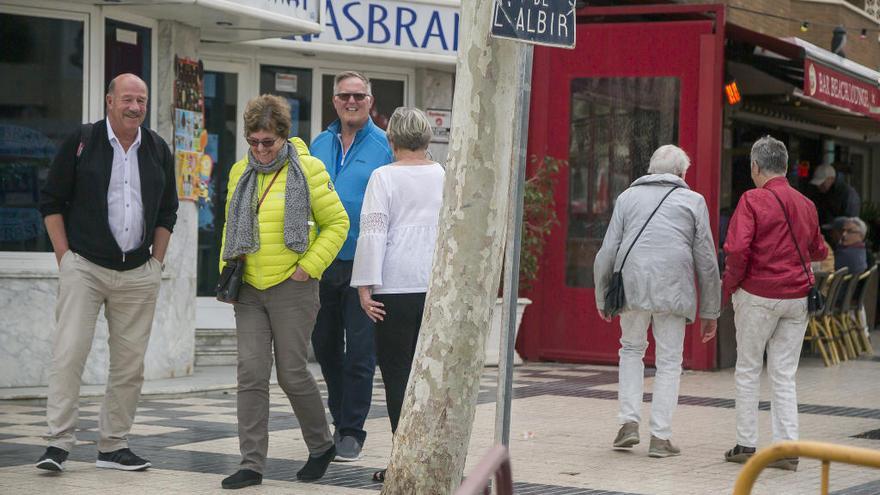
[1,353,879,494]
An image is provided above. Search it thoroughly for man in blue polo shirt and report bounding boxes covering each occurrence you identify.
[310,71,393,462]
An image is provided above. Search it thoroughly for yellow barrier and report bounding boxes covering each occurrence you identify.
[733,441,880,495]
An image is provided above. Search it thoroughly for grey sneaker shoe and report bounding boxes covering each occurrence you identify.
[613,422,640,449]
[334,435,362,462]
[648,435,681,458]
[768,457,799,471]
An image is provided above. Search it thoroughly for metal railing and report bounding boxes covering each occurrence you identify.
[454,445,514,495]
[733,441,880,495]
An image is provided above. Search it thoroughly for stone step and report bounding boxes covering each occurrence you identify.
[194,352,237,367]
[195,328,237,348]
[195,328,237,367]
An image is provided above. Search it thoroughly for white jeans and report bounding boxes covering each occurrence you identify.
[733,289,808,448]
[618,311,685,440]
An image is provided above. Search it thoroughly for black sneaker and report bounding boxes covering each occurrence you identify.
[296,445,336,481]
[222,469,262,489]
[96,448,151,471]
[35,446,68,472]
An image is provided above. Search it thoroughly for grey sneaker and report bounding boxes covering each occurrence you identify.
[613,422,640,449]
[648,435,681,458]
[334,435,362,462]
[768,457,799,471]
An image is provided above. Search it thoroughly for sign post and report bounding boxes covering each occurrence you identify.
[491,0,576,448]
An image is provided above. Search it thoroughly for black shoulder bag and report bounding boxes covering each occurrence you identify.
[767,189,825,314]
[603,185,680,317]
[216,168,283,303]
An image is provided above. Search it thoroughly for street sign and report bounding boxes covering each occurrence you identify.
[491,0,576,48]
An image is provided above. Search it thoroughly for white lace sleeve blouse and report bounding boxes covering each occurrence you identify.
[350,163,445,294]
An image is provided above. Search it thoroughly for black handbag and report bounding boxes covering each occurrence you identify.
[603,185,680,317]
[767,189,825,314]
[216,258,245,303]
[216,168,283,304]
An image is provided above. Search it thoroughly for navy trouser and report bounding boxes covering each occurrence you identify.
[312,259,376,444]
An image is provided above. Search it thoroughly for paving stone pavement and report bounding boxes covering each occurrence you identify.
[1,353,879,494]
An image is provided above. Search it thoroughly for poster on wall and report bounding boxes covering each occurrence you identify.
[173,56,206,201]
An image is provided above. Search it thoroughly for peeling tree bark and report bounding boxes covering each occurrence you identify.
[380,0,524,493]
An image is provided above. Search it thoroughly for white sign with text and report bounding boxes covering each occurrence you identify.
[284,0,460,55]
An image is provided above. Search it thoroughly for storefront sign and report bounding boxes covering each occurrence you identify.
[805,59,880,121]
[491,0,576,48]
[242,0,319,22]
[285,0,459,55]
[426,108,451,143]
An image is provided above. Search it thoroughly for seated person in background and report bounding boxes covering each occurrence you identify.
[834,217,869,274]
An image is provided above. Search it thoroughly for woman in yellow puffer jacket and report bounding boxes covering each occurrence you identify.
[218,94,348,489]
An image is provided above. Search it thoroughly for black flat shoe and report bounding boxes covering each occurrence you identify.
[372,468,387,483]
[297,445,336,481]
[222,469,262,489]
[724,444,756,464]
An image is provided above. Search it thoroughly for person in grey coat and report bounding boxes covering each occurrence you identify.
[594,144,721,458]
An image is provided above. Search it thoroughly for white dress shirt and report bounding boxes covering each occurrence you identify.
[106,119,144,253]
[351,163,445,294]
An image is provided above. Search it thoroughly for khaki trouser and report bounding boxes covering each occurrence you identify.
[234,278,333,473]
[733,288,808,448]
[46,251,162,452]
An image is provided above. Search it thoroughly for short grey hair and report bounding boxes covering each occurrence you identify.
[386,107,432,151]
[751,136,788,175]
[848,217,868,238]
[334,70,372,95]
[647,145,690,176]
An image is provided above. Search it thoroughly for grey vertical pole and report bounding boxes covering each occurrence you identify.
[494,43,534,447]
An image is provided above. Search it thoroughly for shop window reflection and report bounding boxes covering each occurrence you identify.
[197,71,238,296]
[566,77,680,288]
[0,13,83,252]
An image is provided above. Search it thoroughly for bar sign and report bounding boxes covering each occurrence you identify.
[491,0,576,48]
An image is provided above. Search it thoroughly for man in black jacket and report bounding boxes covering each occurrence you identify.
[35,73,178,473]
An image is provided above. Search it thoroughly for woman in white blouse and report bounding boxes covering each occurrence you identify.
[350,107,445,482]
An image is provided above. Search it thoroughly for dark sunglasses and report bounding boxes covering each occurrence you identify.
[246,137,280,148]
[334,92,370,102]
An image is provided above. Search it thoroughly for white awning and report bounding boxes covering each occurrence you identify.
[71,0,322,42]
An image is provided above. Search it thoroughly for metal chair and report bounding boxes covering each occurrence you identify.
[454,445,513,495]
[733,440,880,495]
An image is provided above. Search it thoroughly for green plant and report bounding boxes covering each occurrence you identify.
[518,155,563,293]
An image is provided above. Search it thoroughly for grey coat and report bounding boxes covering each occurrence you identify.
[593,173,721,322]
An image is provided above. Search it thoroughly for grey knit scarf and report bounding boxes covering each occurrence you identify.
[222,141,310,261]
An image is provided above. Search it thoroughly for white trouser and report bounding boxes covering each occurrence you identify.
[733,288,808,448]
[618,311,685,440]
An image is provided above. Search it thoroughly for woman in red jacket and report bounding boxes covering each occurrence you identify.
[722,136,827,472]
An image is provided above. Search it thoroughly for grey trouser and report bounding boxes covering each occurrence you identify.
[45,251,162,452]
[234,278,333,473]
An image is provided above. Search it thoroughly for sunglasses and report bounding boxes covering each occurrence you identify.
[246,137,280,148]
[334,92,370,102]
